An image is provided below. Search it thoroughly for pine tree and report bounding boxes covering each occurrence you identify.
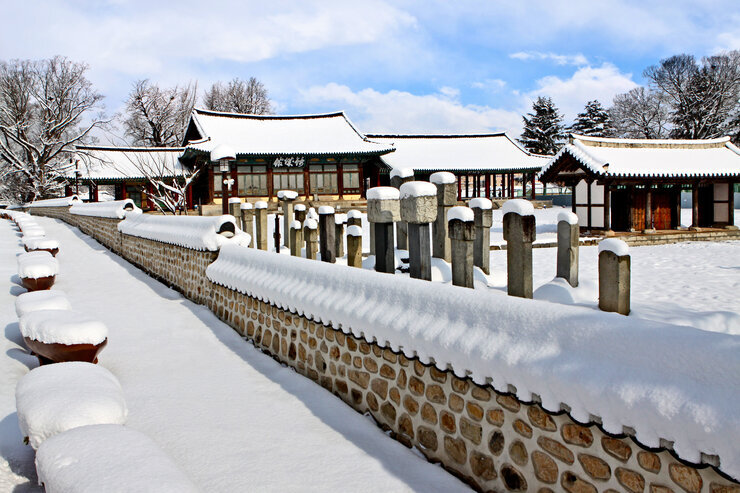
[569,100,614,137]
[518,96,566,155]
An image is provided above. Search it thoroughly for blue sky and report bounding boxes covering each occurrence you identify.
[2,0,739,138]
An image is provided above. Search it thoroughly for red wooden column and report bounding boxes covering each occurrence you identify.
[728,181,735,227]
[522,173,527,199]
[207,166,214,203]
[485,174,491,199]
[231,164,239,198]
[508,173,514,198]
[530,173,536,200]
[358,165,365,199]
[186,184,193,210]
[337,162,344,200]
[304,166,311,199]
[645,183,653,230]
[691,183,699,227]
[603,183,611,231]
[121,181,128,200]
[457,176,462,201]
[267,167,274,201]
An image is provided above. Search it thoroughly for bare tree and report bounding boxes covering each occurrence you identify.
[644,51,740,139]
[123,79,196,147]
[203,77,272,114]
[610,87,670,139]
[0,56,108,202]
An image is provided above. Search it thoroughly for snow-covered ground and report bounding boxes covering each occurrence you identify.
[0,217,469,492]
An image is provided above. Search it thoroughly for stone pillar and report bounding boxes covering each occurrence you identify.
[448,206,475,288]
[598,239,631,315]
[502,199,536,298]
[277,190,298,249]
[240,203,254,247]
[470,198,492,275]
[273,214,281,253]
[367,187,400,274]
[318,206,336,263]
[400,181,437,281]
[289,221,302,256]
[335,216,346,258]
[228,198,241,219]
[347,210,362,227]
[255,201,268,251]
[304,219,318,260]
[294,205,306,254]
[391,168,414,251]
[346,225,363,268]
[431,172,456,262]
[556,210,579,287]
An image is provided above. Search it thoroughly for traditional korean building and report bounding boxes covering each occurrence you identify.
[366,134,549,201]
[65,146,188,210]
[179,109,394,211]
[538,134,740,231]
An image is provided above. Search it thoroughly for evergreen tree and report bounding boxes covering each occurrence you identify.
[569,100,615,137]
[518,96,566,155]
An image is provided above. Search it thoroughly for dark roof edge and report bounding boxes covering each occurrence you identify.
[75,145,185,152]
[366,133,507,139]
[192,107,346,120]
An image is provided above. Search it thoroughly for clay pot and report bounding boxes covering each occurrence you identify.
[24,337,108,365]
[20,275,56,291]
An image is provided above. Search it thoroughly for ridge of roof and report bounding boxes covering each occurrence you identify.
[366,133,508,139]
[572,133,732,148]
[75,145,185,152]
[192,107,347,120]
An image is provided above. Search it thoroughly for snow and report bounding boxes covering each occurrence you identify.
[0,216,467,492]
[399,181,437,199]
[20,310,108,346]
[118,214,243,251]
[366,187,399,200]
[27,196,79,208]
[209,143,236,162]
[294,204,306,212]
[70,199,141,219]
[187,109,394,157]
[501,198,535,216]
[447,206,474,222]
[16,291,72,318]
[15,363,127,449]
[207,243,740,478]
[557,210,579,225]
[334,214,347,225]
[69,147,187,181]
[598,238,630,256]
[368,134,546,173]
[277,190,299,200]
[303,218,318,230]
[347,209,362,219]
[239,202,252,210]
[35,424,197,493]
[23,238,58,251]
[430,171,456,184]
[227,197,241,204]
[390,167,414,179]
[347,225,362,236]
[318,205,335,215]
[22,229,46,240]
[254,201,268,209]
[469,197,493,210]
[290,220,301,230]
[17,252,58,279]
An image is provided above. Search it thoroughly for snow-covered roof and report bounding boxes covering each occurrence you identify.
[367,134,548,173]
[539,134,740,180]
[184,108,394,157]
[69,146,188,181]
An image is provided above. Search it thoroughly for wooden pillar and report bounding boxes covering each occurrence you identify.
[672,184,681,229]
[485,174,491,199]
[231,163,239,197]
[603,183,611,231]
[508,173,514,198]
[221,169,230,214]
[207,165,214,203]
[186,183,193,210]
[645,183,653,230]
[530,173,536,200]
[586,180,592,229]
[121,181,128,200]
[337,162,344,200]
[729,181,735,227]
[692,183,699,228]
[522,173,527,199]
[303,166,310,199]
[267,167,274,201]
[457,176,462,201]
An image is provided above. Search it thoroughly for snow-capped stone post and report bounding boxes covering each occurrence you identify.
[255,201,268,251]
[294,204,306,252]
[346,225,363,268]
[431,172,456,263]
[318,206,336,263]
[503,199,536,298]
[347,209,362,227]
[277,190,298,249]
[470,198,493,275]
[273,215,281,253]
[290,221,302,256]
[400,181,437,281]
[304,218,319,260]
[557,210,580,287]
[239,203,254,247]
[391,167,414,251]
[448,206,475,288]
[334,215,346,258]
[598,239,631,315]
[367,187,400,274]
[228,198,241,221]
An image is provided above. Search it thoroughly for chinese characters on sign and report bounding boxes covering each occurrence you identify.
[273,156,306,168]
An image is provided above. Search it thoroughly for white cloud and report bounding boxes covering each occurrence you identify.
[510,51,588,66]
[471,79,507,91]
[300,83,525,135]
[527,63,638,121]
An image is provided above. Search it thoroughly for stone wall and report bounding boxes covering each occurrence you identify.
[209,282,739,493]
[28,206,75,223]
[74,215,123,254]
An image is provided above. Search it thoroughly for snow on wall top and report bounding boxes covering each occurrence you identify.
[118,213,242,251]
[68,146,187,180]
[502,199,535,216]
[206,244,740,479]
[368,134,547,172]
[186,109,394,157]
[35,424,199,493]
[598,238,630,256]
[400,181,437,199]
[15,362,127,449]
[20,309,108,345]
[27,196,80,208]
[70,199,141,219]
[539,134,740,179]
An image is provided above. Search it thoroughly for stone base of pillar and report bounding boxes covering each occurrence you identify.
[407,223,431,280]
[374,222,395,273]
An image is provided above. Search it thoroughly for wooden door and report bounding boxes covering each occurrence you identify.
[610,189,630,231]
[630,190,646,231]
[652,191,673,230]
[698,185,714,227]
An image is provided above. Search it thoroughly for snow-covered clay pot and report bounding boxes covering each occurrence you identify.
[20,310,109,365]
[17,251,58,291]
[24,238,60,257]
